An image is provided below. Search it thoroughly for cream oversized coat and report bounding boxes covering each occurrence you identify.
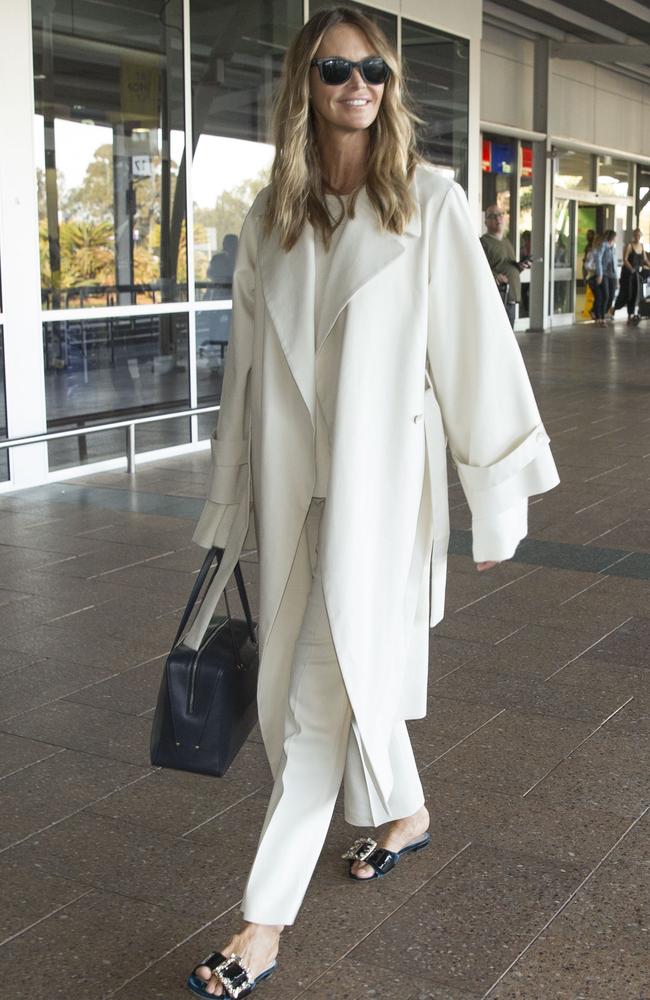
[187,164,559,810]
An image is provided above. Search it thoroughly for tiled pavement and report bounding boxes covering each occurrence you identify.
[0,321,649,1000]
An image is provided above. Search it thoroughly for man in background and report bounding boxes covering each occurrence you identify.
[480,205,530,328]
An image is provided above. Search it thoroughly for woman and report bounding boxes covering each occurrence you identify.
[587,232,608,327]
[615,228,650,324]
[601,229,618,322]
[186,7,559,998]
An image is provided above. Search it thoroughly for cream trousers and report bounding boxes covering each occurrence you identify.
[241,498,424,926]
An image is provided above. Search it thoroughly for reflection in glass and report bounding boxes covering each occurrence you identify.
[309,1,397,45]
[196,309,231,440]
[553,199,573,315]
[0,328,7,482]
[43,313,190,469]
[597,156,631,198]
[519,142,533,319]
[190,0,302,298]
[33,0,187,309]
[556,148,593,191]
[402,19,469,190]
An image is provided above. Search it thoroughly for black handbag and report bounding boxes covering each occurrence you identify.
[149,547,259,777]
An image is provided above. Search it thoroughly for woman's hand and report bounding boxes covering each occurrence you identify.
[596,275,603,285]
[476,561,499,572]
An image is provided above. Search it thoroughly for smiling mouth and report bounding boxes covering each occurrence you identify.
[340,98,370,106]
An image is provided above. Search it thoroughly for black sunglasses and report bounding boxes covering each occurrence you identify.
[310,56,390,86]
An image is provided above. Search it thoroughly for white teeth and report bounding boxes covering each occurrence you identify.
[344,100,367,106]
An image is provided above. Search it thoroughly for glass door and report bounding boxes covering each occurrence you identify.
[552,198,575,320]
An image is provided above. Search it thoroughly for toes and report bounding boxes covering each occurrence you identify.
[195,965,212,983]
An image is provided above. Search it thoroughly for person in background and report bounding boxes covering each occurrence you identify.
[615,227,650,324]
[207,234,239,299]
[480,205,530,328]
[601,229,618,323]
[581,229,596,320]
[587,233,607,327]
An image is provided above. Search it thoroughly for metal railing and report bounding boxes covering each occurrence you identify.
[0,404,219,475]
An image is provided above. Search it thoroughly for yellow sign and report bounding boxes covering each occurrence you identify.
[120,62,160,123]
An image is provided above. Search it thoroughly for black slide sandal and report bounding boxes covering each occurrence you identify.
[342,833,431,881]
[187,951,276,998]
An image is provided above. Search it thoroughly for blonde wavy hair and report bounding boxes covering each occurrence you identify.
[266,6,421,250]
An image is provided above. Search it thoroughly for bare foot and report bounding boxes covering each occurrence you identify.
[350,803,430,880]
[193,921,283,996]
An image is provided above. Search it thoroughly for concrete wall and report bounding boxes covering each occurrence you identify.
[480,23,534,132]
[549,60,650,157]
[480,22,650,160]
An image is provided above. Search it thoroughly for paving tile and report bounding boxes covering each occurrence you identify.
[429,655,632,724]
[348,844,589,994]
[482,620,628,677]
[63,656,166,716]
[607,810,649,868]
[33,540,165,578]
[1,700,155,767]
[0,857,90,943]
[524,729,650,819]
[2,621,169,672]
[0,648,45,677]
[420,771,633,867]
[551,574,650,620]
[5,811,246,920]
[0,748,149,850]
[409,698,503,765]
[425,711,592,797]
[89,740,271,838]
[299,956,480,999]
[488,860,650,1000]
[0,657,113,721]
[589,614,650,669]
[0,888,196,999]
[0,732,64,780]
[432,613,525,646]
[455,569,606,622]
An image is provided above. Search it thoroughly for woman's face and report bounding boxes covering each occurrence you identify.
[309,24,385,135]
[633,229,642,241]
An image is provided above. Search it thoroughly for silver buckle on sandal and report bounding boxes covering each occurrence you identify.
[341,837,377,862]
[214,953,254,998]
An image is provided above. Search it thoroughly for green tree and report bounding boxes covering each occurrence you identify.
[195,168,270,251]
[59,220,115,286]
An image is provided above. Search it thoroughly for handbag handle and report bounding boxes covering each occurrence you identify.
[173,548,256,649]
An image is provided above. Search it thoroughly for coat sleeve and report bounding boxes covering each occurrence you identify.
[192,207,257,549]
[427,182,559,563]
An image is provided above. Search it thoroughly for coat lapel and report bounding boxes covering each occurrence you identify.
[256,188,421,424]
[258,211,317,426]
[316,189,420,353]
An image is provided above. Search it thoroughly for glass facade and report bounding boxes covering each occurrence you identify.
[190,0,302,303]
[43,312,190,467]
[556,149,594,191]
[402,19,469,189]
[33,0,187,310]
[597,156,631,198]
[552,198,573,316]
[0,0,474,485]
[309,1,397,45]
